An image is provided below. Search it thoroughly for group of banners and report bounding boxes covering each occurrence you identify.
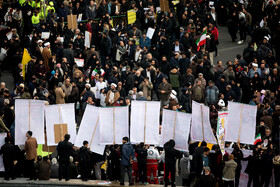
[13,99,257,155]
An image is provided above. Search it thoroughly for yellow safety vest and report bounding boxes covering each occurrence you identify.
[31,14,40,24]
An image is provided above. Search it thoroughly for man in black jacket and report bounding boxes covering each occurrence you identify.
[137,142,147,184]
[78,141,91,181]
[0,137,17,180]
[164,139,182,187]
[57,134,74,181]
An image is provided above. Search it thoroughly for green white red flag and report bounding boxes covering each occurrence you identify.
[195,29,207,51]
[254,134,262,145]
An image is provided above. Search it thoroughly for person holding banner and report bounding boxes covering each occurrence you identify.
[57,134,74,181]
[0,137,17,180]
[164,140,181,187]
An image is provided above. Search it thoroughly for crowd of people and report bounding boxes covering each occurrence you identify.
[0,0,280,186]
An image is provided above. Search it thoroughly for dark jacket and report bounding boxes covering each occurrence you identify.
[79,146,91,166]
[121,142,135,166]
[0,142,16,163]
[164,140,181,166]
[57,140,73,162]
[36,160,51,180]
[137,147,147,165]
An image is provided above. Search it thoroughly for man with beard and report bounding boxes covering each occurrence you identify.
[105,83,120,106]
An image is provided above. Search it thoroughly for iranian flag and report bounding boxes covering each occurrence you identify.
[195,30,207,51]
[254,134,262,145]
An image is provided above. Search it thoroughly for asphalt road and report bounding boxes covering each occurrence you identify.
[214,26,249,65]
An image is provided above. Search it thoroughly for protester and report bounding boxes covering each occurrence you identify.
[0,137,16,180]
[120,137,135,186]
[164,139,181,187]
[57,134,73,181]
[0,0,279,185]
[25,131,38,180]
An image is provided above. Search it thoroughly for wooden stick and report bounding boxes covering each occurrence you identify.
[58,104,61,123]
[201,104,205,141]
[89,116,100,148]
[173,111,177,140]
[113,106,115,144]
[144,102,147,144]
[29,100,31,131]
[238,104,243,142]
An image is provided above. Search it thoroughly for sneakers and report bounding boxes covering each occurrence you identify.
[237,40,244,44]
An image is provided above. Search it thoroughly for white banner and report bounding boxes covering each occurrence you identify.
[217,111,228,155]
[75,105,105,155]
[85,31,91,48]
[160,109,191,151]
[15,99,45,145]
[225,102,257,145]
[130,101,160,144]
[0,133,6,171]
[45,103,76,146]
[191,101,217,144]
[99,106,129,145]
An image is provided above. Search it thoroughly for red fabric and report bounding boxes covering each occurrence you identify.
[163,164,171,179]
[86,23,93,34]
[147,164,158,184]
[210,27,219,41]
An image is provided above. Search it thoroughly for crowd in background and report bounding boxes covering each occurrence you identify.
[0,0,280,186]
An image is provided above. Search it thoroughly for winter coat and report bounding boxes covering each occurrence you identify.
[137,148,147,165]
[121,142,135,166]
[158,82,172,101]
[223,159,237,180]
[36,160,51,180]
[169,69,181,88]
[57,140,73,162]
[206,85,219,105]
[164,141,181,166]
[79,146,91,166]
[25,137,38,160]
[180,156,190,179]
[54,87,66,104]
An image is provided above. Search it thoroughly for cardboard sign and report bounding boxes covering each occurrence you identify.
[146,27,155,39]
[54,123,68,143]
[77,14,82,21]
[6,31,12,40]
[127,9,136,25]
[67,15,78,29]
[42,132,56,153]
[74,58,84,67]
[41,32,50,39]
[160,0,170,12]
[84,31,91,48]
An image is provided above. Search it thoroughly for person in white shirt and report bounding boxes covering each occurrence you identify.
[95,76,107,106]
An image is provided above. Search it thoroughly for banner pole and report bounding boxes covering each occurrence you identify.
[144,102,147,144]
[113,106,115,144]
[173,111,177,140]
[29,100,31,131]
[238,104,243,142]
[201,104,205,141]
[89,116,100,148]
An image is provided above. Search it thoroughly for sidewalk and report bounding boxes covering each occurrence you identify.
[0,178,167,187]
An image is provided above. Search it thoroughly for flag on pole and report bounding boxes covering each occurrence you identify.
[21,48,32,80]
[254,134,262,145]
[195,29,207,51]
